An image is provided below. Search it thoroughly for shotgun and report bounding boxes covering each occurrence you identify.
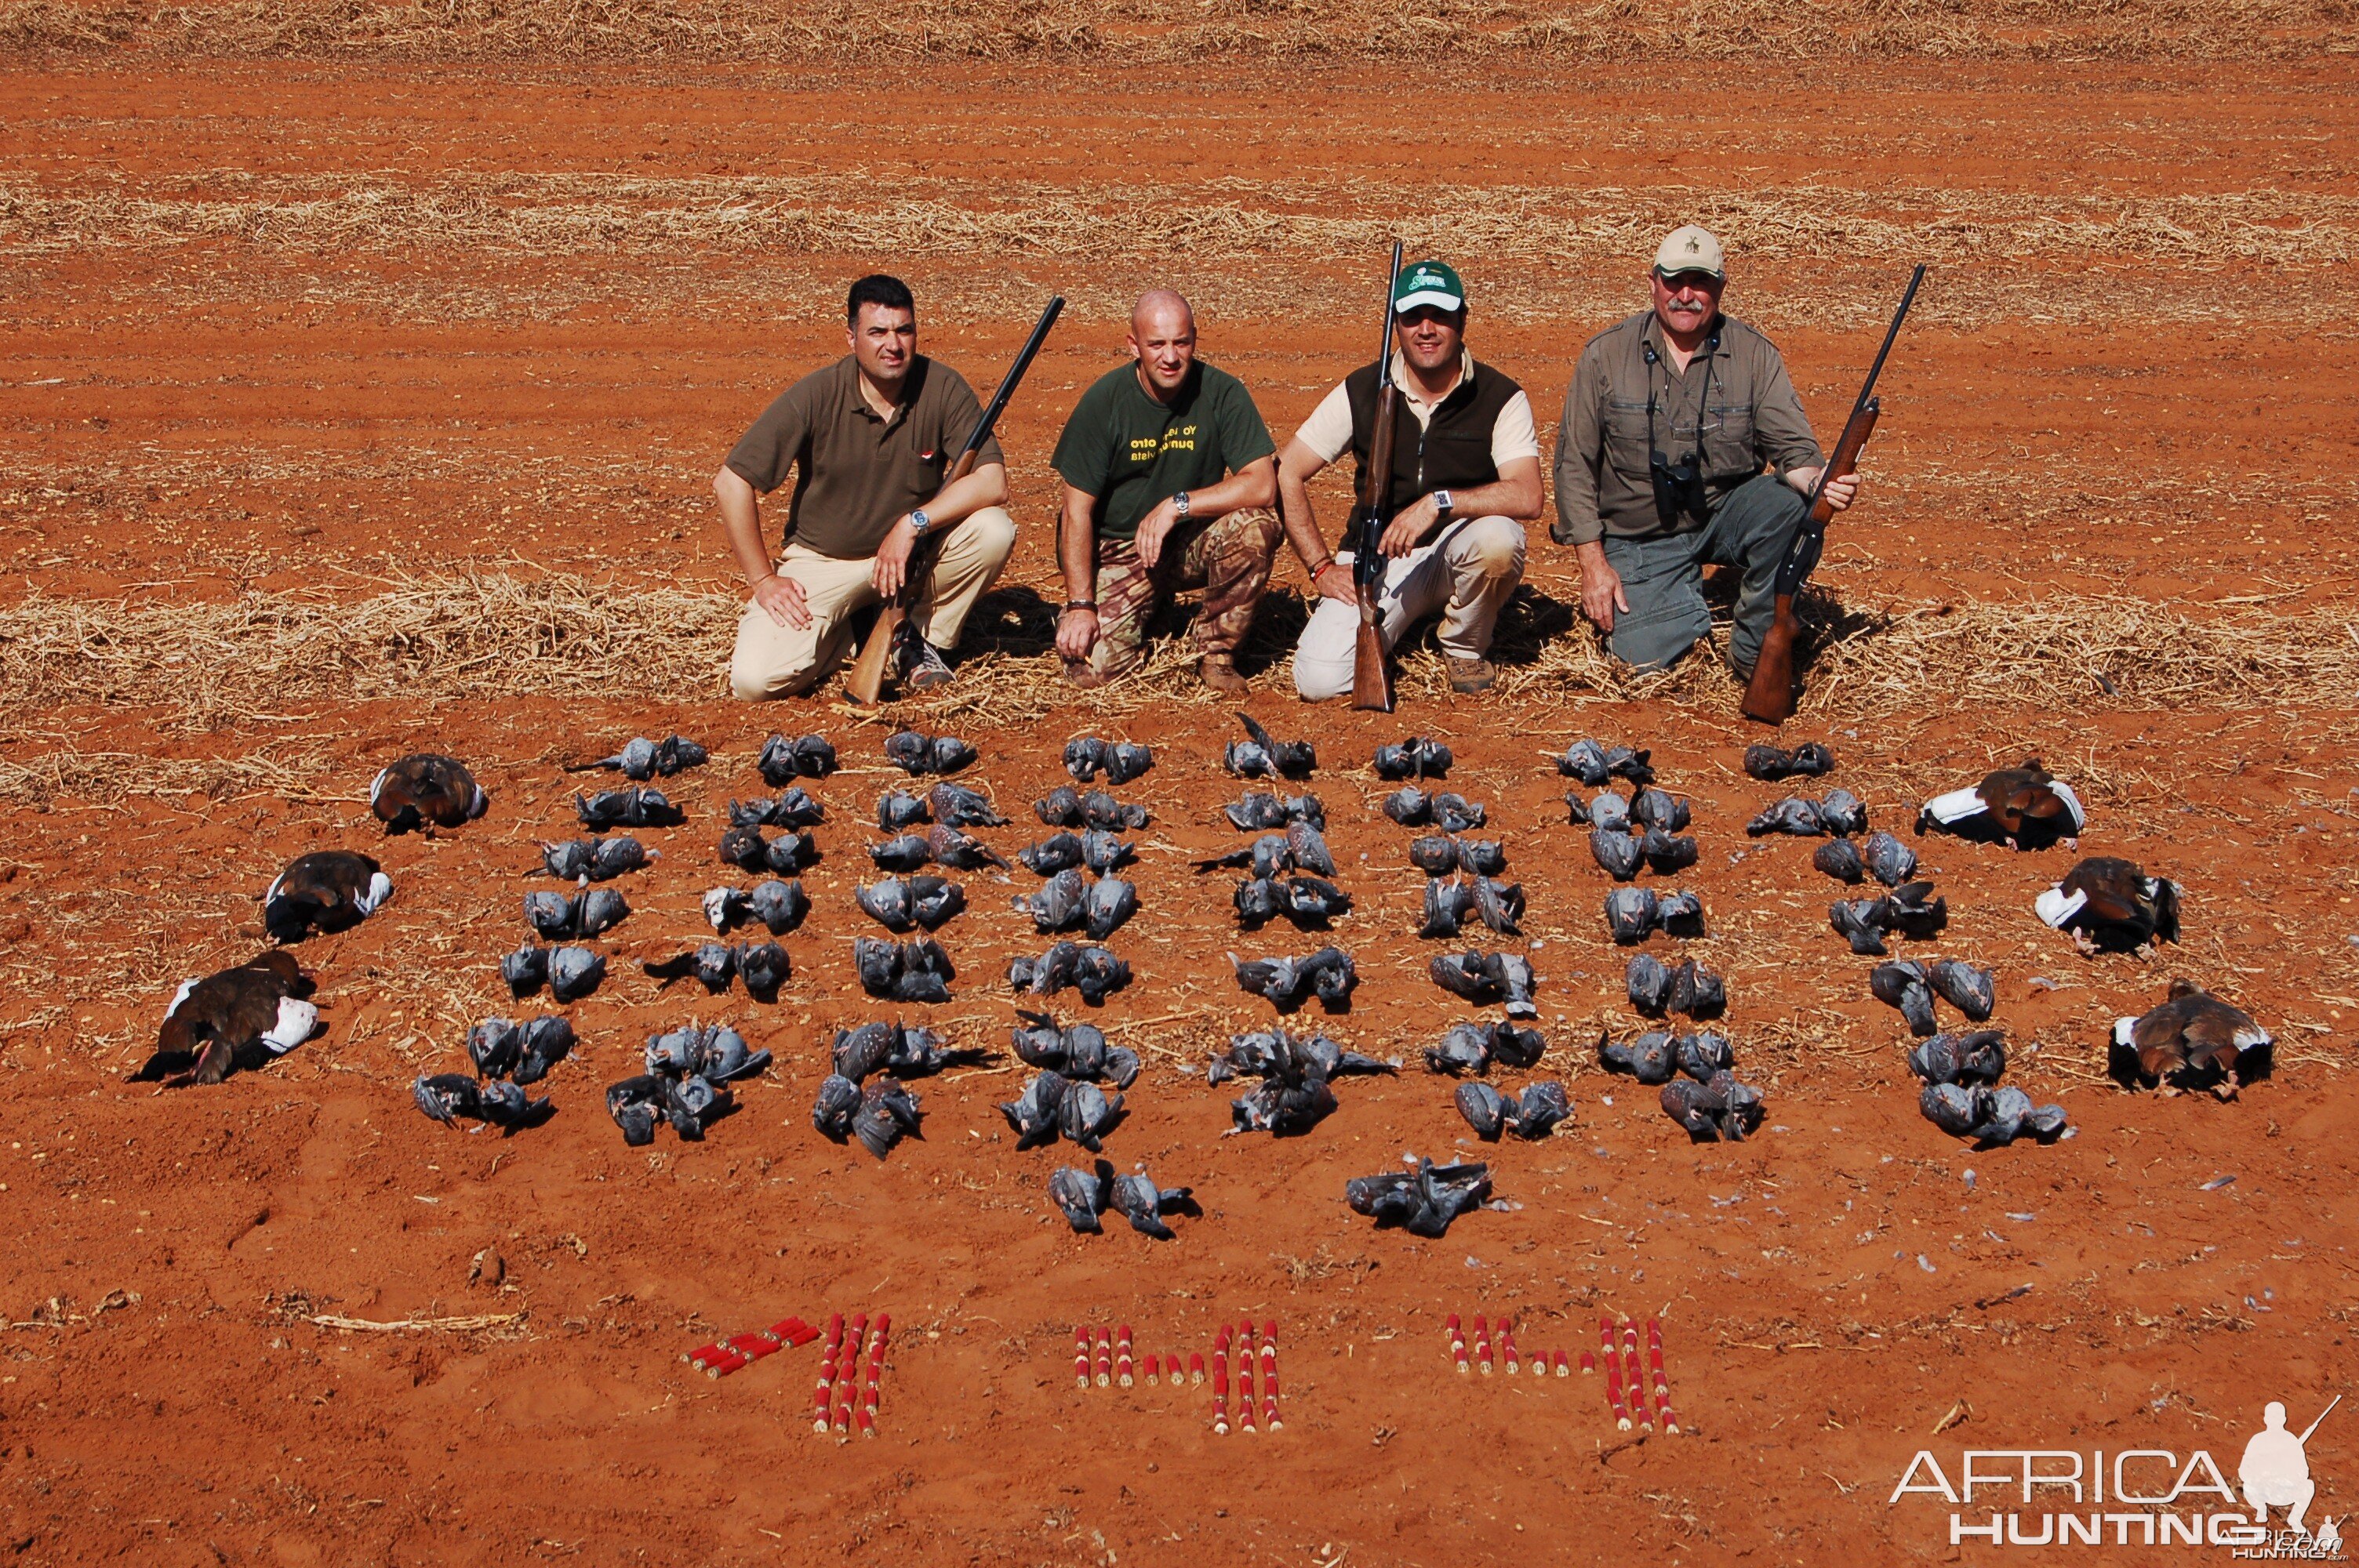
[844,294,1064,705]
[1739,263,1926,726]
[1350,241,1405,713]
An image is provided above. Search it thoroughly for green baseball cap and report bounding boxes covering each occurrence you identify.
[1393,260,1464,313]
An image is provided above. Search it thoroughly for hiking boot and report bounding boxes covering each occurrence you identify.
[1445,655,1496,694]
[1198,653,1249,695]
[1060,658,1108,691]
[903,641,956,693]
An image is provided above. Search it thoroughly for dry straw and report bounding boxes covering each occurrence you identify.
[2,569,2352,729]
[1,0,2350,59]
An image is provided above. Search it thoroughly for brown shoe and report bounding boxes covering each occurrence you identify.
[1061,658,1108,691]
[1445,655,1496,694]
[1198,653,1249,695]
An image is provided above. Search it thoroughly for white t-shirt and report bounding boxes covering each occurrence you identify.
[1292,351,1541,470]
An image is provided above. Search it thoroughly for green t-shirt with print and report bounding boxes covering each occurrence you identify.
[1050,360,1276,543]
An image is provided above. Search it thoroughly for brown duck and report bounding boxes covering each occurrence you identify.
[133,951,318,1087]
[2037,856,2181,952]
[2111,979,2269,1098]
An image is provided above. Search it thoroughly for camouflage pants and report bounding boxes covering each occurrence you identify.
[1073,506,1282,678]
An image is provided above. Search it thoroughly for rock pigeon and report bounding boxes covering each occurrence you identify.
[1049,1163,1110,1233]
[467,1018,523,1077]
[1234,947,1356,1012]
[413,1072,549,1133]
[1886,880,1949,939]
[756,733,838,782]
[729,790,825,829]
[926,781,1006,829]
[1056,1080,1123,1152]
[1009,943,1130,1004]
[1408,836,1460,877]
[810,1073,863,1140]
[1927,959,1995,1021]
[860,874,965,932]
[1383,787,1433,826]
[1917,758,2085,848]
[1747,797,1825,837]
[135,951,316,1087]
[1828,895,1890,955]
[916,823,1003,871]
[507,1018,576,1087]
[1063,737,1154,786]
[536,835,655,884]
[1600,1030,1677,1084]
[1011,1012,1140,1086]
[1079,791,1149,832]
[1819,789,1867,836]
[413,1072,483,1127]
[1558,739,1655,786]
[1920,1081,2066,1145]
[1639,829,1699,874]
[1455,1081,1509,1139]
[1507,1081,1572,1139]
[1656,889,1707,938]
[1591,828,1644,881]
[371,753,487,833]
[852,1080,922,1158]
[1228,1073,1338,1136]
[867,832,933,873]
[1225,713,1315,779]
[2111,978,2270,1095]
[605,1074,667,1145]
[703,880,807,935]
[1033,785,1085,827]
[1345,1157,1491,1237]
[572,734,707,781]
[1630,788,1690,832]
[663,1075,728,1141]
[1668,959,1725,1018]
[1016,869,1089,934]
[1813,838,1866,884]
[878,790,931,831]
[1425,952,1539,1017]
[1234,874,1351,931]
[1659,1069,1764,1142]
[1019,832,1085,874]
[1674,1031,1733,1081]
[1224,792,1325,831]
[1423,1022,1494,1075]
[1283,821,1337,877]
[1209,1027,1395,1084]
[1603,887,1659,944]
[853,936,954,1003]
[2037,857,2181,952]
[575,787,679,829]
[1456,840,1507,877]
[1430,793,1485,834]
[1741,741,1834,781]
[507,945,605,1003]
[999,1070,1071,1148]
[1907,1030,2008,1087]
[1372,737,1452,779]
[1110,1170,1193,1239]
[522,887,629,941]
[1468,877,1524,935]
[885,730,976,775]
[1083,877,1139,940]
[1871,960,1939,1036]
[1627,953,1674,1016]
[264,850,392,941]
[1419,877,1474,939]
[1862,831,1917,887]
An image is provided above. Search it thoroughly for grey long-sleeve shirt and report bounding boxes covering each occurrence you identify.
[1551,310,1825,546]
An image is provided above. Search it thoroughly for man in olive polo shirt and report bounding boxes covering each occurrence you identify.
[715,274,1017,700]
[1552,225,1859,676]
[1279,260,1543,699]
[1051,289,1281,695]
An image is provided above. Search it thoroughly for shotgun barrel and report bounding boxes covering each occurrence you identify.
[1350,242,1405,713]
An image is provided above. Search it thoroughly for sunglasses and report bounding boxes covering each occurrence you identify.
[1656,270,1722,293]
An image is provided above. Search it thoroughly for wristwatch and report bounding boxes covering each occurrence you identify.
[1432,489,1455,518]
[907,508,932,537]
[1173,490,1192,520]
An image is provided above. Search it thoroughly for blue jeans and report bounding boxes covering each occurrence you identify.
[1600,474,1806,673]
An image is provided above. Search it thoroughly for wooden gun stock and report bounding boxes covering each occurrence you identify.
[1739,401,1878,725]
[842,448,976,706]
[1350,378,1401,713]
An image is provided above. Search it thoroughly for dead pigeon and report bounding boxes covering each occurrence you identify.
[1424,1021,1496,1075]
[1419,877,1474,939]
[1430,794,1485,833]
[1020,833,1085,874]
[571,734,707,781]
[575,787,679,829]
[1049,1163,1111,1233]
[1591,828,1644,881]
[1600,1030,1677,1084]
[2112,978,2270,1096]
[868,832,934,873]
[1917,758,2085,848]
[1927,959,1996,1021]
[1468,877,1524,935]
[1458,840,1507,877]
[925,781,1006,829]
[1234,874,1351,931]
[1225,713,1315,779]
[2038,857,2181,952]
[498,944,602,1003]
[1209,1028,1395,1084]
[1747,797,1824,837]
[1631,788,1691,832]
[1507,1081,1572,1139]
[1228,1074,1338,1136]
[729,789,825,829]
[1660,1069,1764,1142]
[264,850,391,942]
[1080,790,1149,832]
[1886,880,1948,939]
[1063,737,1109,782]
[1920,1081,2066,1145]
[371,753,487,833]
[1383,788,1433,826]
[1009,943,1130,1004]
[1674,1031,1733,1081]
[467,1018,523,1077]
[134,952,315,1087]
[810,1073,863,1141]
[1639,829,1699,875]
[1234,947,1356,1012]
[1862,831,1917,887]
[1455,1081,1509,1139]
[853,936,954,1003]
[703,880,806,935]
[1034,785,1085,827]
[1056,1080,1123,1151]
[722,824,815,873]
[1346,1157,1491,1237]
[1656,890,1706,938]
[1820,789,1867,836]
[860,874,965,932]
[663,1076,728,1142]
[1627,953,1674,1016]
[1604,887,1659,944]
[1425,952,1539,1018]
[1110,1170,1193,1239]
[1083,877,1138,940]
[918,823,1003,871]
[1283,821,1337,877]
[535,836,654,884]
[732,941,788,1001]
[1813,838,1866,884]
[523,887,629,941]
[1871,960,1939,1036]
[1016,869,1089,933]
[851,1080,922,1159]
[878,790,931,831]
[1011,1012,1140,1086]
[1409,836,1461,877]
[1670,959,1725,1018]
[1372,737,1452,779]
[1225,792,1325,832]
[757,733,837,782]
[604,1075,664,1145]
[1907,1030,2008,1087]
[414,1073,483,1127]
[1742,741,1835,781]
[885,730,976,775]
[1828,896,1890,954]
[1587,791,1634,837]
[999,1070,1071,1148]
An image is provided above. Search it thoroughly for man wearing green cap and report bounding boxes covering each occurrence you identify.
[1050,289,1282,694]
[1551,224,1859,676]
[1280,259,1543,698]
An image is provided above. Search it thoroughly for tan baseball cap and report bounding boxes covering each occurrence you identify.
[1653,225,1725,278]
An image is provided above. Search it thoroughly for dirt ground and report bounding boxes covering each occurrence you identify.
[2,38,2357,1568]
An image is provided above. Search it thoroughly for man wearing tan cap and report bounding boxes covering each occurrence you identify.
[1550,226,1859,675]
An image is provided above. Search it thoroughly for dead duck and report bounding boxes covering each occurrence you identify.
[133,952,317,1087]
[1917,758,2085,848]
[2037,857,2182,952]
[371,754,486,833]
[264,851,391,942]
[2111,978,2270,1097]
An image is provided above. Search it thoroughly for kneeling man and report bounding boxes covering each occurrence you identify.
[718,274,1017,700]
[1552,225,1858,677]
[1281,260,1541,699]
[1051,289,1281,695]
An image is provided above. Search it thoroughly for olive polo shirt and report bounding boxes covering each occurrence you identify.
[725,354,1004,561]
[1551,310,1825,546]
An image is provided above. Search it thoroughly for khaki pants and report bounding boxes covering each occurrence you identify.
[729,507,1016,701]
[1291,516,1525,700]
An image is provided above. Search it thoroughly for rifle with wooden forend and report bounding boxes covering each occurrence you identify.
[1740,263,1926,726]
[845,294,1064,706]
[1350,241,1406,713]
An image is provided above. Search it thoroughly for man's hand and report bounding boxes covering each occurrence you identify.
[870,516,918,598]
[1133,495,1185,572]
[1311,559,1358,605]
[1575,541,1629,633]
[1787,465,1860,514]
[1056,605,1100,662]
[1379,492,1440,557]
[753,572,810,630]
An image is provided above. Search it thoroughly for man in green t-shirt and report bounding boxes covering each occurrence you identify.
[1050,290,1283,694]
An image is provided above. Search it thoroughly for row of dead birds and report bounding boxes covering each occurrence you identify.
[607,1025,771,1145]
[412,1016,575,1134]
[1049,1162,1198,1239]
[811,1020,977,1159]
[1904,1029,2070,1146]
[1572,785,1698,881]
[1872,958,1995,1036]
[1596,1031,1768,1143]
[1209,1026,1396,1136]
[1002,1014,1145,1156]
[1347,1158,1493,1237]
